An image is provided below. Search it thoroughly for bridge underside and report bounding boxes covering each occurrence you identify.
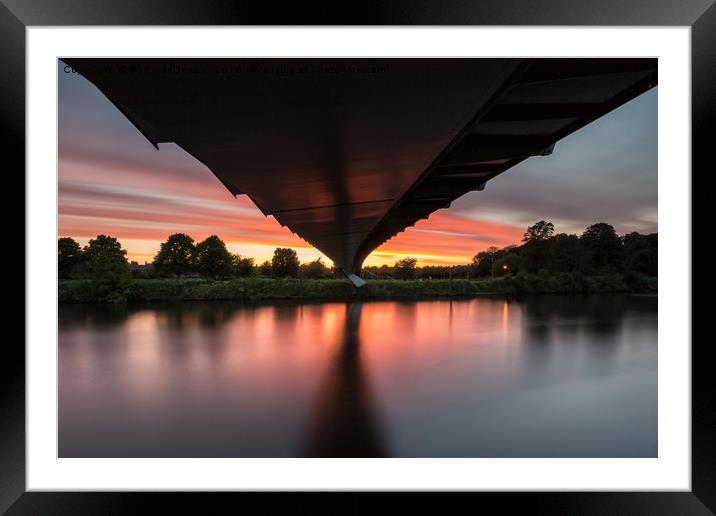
[63,58,656,284]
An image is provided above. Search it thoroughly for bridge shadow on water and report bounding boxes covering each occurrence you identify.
[302,302,387,457]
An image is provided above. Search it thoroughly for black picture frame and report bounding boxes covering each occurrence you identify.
[4,1,711,514]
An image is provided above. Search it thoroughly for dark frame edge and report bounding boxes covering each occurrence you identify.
[6,0,714,514]
[0,1,26,515]
[691,0,716,513]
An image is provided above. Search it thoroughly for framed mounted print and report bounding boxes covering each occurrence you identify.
[5,0,712,513]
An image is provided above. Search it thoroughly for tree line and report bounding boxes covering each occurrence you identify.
[58,233,335,280]
[363,221,657,280]
[58,221,657,282]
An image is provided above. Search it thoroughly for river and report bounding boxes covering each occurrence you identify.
[59,294,657,457]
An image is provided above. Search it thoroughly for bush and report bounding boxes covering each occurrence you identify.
[58,272,657,304]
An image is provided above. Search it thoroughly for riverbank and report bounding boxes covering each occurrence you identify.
[58,272,657,303]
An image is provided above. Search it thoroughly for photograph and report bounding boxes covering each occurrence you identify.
[5,0,710,508]
[57,57,659,459]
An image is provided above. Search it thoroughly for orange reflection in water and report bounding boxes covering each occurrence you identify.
[59,296,657,458]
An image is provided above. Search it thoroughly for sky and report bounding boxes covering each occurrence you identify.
[58,62,657,266]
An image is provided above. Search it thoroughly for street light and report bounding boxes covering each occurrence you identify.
[502,264,509,273]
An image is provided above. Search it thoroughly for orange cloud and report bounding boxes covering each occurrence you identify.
[368,211,523,266]
[58,153,524,266]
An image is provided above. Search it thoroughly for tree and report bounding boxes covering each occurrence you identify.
[232,254,255,277]
[271,248,300,278]
[83,235,128,276]
[471,246,499,277]
[629,248,657,276]
[301,257,330,279]
[58,237,83,278]
[364,264,394,279]
[152,233,196,277]
[394,256,418,280]
[195,235,234,278]
[580,223,625,272]
[623,232,657,276]
[329,265,344,279]
[82,235,131,300]
[548,233,583,273]
[494,253,521,275]
[522,220,554,243]
[258,260,273,277]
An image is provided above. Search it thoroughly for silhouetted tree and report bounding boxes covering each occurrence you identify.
[232,254,255,277]
[623,231,657,256]
[548,233,583,272]
[472,246,499,277]
[523,220,554,243]
[580,223,625,272]
[623,232,657,276]
[301,257,330,279]
[494,252,521,275]
[82,235,131,298]
[521,221,555,273]
[272,248,300,278]
[394,257,418,280]
[258,260,273,277]
[195,235,233,279]
[468,223,655,280]
[58,237,83,279]
[629,248,657,277]
[83,235,128,276]
[416,265,453,280]
[152,233,196,277]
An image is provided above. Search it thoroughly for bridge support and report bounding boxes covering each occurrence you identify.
[345,273,366,288]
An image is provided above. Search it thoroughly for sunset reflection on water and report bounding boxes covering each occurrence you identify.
[59,295,657,457]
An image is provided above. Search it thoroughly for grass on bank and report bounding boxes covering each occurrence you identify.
[58,272,657,303]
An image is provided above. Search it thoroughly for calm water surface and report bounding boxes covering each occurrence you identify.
[59,295,657,457]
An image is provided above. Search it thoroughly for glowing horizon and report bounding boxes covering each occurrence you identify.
[59,207,526,267]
